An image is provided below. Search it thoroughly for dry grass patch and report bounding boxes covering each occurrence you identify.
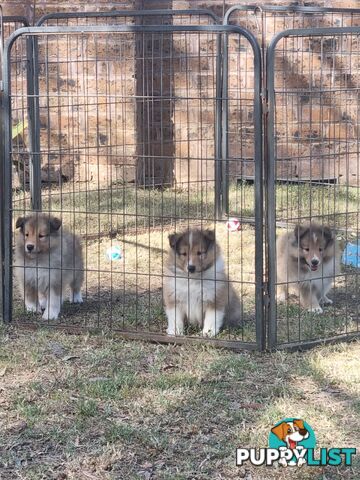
[0,328,359,479]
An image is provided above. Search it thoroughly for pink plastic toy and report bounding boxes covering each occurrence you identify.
[226,217,241,232]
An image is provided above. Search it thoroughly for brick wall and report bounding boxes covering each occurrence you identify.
[4,1,360,187]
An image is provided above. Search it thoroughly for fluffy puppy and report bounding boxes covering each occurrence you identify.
[14,213,84,320]
[163,228,241,336]
[276,223,340,313]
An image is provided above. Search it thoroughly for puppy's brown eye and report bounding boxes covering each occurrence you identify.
[25,233,29,237]
[197,251,203,256]
[304,248,309,252]
[39,234,47,239]
[181,252,187,256]
[319,248,323,252]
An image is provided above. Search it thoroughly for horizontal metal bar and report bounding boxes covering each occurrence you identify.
[6,23,258,42]
[37,9,220,26]
[3,16,29,26]
[13,323,259,351]
[224,4,360,25]
[269,26,360,52]
[274,332,360,352]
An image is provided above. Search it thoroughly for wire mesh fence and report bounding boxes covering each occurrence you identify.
[2,23,263,350]
[1,6,360,351]
[267,27,360,349]
[224,6,360,349]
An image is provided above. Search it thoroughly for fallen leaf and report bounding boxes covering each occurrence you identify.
[7,420,28,434]
[56,473,68,480]
[138,472,151,480]
[48,341,66,357]
[163,364,178,371]
[238,403,262,410]
[62,355,80,362]
[0,367,7,377]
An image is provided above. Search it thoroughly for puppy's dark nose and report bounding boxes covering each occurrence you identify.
[188,265,196,273]
[26,244,34,252]
[311,258,319,266]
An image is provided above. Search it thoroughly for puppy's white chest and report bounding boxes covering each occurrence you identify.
[303,261,334,287]
[176,277,214,298]
[173,277,213,323]
[166,257,226,325]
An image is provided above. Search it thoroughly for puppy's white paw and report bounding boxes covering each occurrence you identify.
[42,308,60,321]
[202,327,218,337]
[167,326,184,336]
[277,291,286,302]
[38,296,47,310]
[322,296,333,305]
[308,306,323,314]
[71,291,83,304]
[26,303,38,314]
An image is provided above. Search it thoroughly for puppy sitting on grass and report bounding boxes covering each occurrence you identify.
[14,213,84,320]
[276,222,340,313]
[163,228,241,337]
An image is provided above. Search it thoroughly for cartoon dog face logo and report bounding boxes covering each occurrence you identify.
[269,418,316,467]
[271,419,309,450]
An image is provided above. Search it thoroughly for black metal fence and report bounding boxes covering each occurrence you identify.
[1,6,360,351]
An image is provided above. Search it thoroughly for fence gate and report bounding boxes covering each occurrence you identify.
[267,26,360,349]
[1,24,264,351]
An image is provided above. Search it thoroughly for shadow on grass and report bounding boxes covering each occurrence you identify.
[0,329,359,479]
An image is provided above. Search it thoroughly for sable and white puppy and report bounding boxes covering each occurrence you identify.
[163,228,241,337]
[14,213,84,320]
[276,223,340,313]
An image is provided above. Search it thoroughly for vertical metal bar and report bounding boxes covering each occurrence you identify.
[0,7,4,85]
[2,39,13,323]
[0,89,4,323]
[0,6,4,324]
[26,35,42,211]
[252,37,264,351]
[260,9,270,350]
[215,32,223,220]
[266,39,277,350]
[221,31,229,217]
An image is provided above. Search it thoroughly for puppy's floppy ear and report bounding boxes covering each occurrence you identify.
[202,229,215,251]
[271,422,287,442]
[322,225,334,246]
[49,216,62,233]
[293,224,308,243]
[168,233,180,250]
[15,216,26,231]
[203,229,215,243]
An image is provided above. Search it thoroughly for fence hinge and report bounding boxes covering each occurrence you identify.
[261,89,268,115]
[263,281,270,308]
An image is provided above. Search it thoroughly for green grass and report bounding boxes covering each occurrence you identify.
[0,329,359,479]
[13,181,360,233]
[77,398,99,417]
